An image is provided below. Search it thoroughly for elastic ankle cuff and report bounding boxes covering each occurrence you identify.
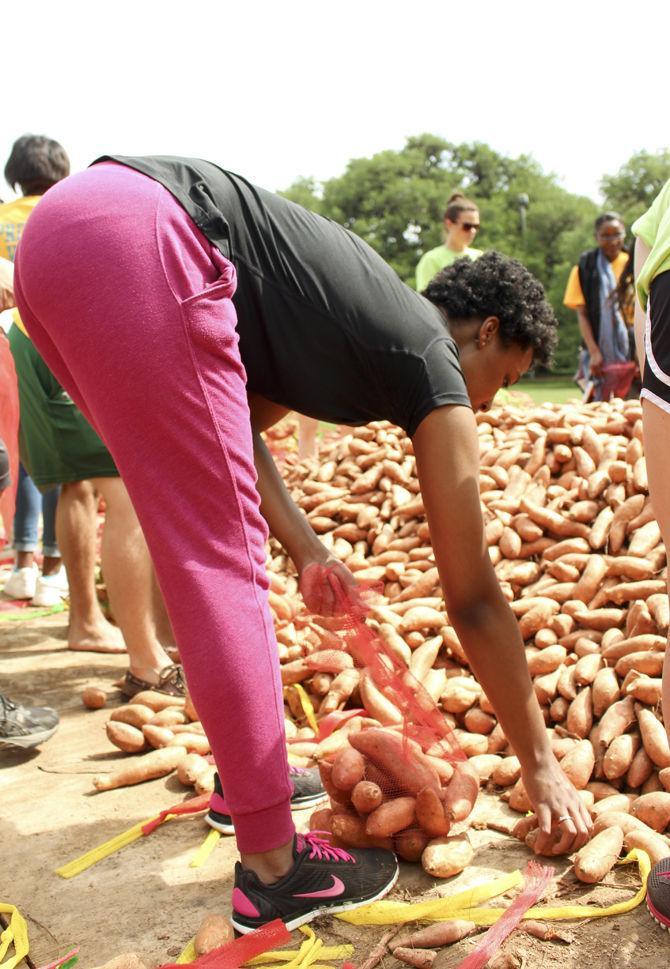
[232,798,295,854]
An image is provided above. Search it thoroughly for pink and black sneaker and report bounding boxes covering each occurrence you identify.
[231,832,398,933]
[206,767,327,835]
[647,857,670,929]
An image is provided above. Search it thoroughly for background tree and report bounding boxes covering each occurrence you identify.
[282,136,603,373]
[602,150,670,229]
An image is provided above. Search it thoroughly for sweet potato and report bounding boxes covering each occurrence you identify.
[82,687,107,709]
[631,792,670,832]
[421,834,474,878]
[94,746,187,791]
[194,914,235,956]
[590,794,634,818]
[331,812,392,850]
[615,651,664,677]
[603,734,639,781]
[442,761,479,821]
[592,810,657,838]
[392,920,476,950]
[130,690,186,712]
[105,721,147,754]
[393,949,436,969]
[332,747,366,791]
[349,728,440,795]
[167,732,210,756]
[627,747,655,789]
[559,740,595,789]
[110,703,155,730]
[573,555,608,604]
[624,829,669,866]
[573,826,623,883]
[638,708,670,768]
[142,724,175,749]
[468,753,502,781]
[492,756,521,787]
[351,780,383,814]
[149,707,188,727]
[366,796,416,838]
[394,827,430,862]
[176,752,210,786]
[358,670,403,725]
[592,667,620,718]
[416,786,451,837]
[567,688,593,739]
[597,696,636,749]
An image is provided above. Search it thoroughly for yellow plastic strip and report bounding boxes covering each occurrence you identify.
[55,818,154,878]
[288,684,319,735]
[246,927,354,969]
[336,868,522,924]
[175,938,197,964]
[0,904,30,969]
[337,850,650,927]
[189,828,221,868]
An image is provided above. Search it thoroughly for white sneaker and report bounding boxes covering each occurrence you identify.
[31,568,69,607]
[3,566,38,600]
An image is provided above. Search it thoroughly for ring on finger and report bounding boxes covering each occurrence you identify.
[557,815,572,824]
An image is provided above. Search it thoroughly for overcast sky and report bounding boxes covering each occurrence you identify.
[1,0,667,205]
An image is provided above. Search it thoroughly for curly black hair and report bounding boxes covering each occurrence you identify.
[422,251,558,369]
[4,134,69,195]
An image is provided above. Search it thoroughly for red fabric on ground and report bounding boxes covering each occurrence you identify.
[156,919,290,969]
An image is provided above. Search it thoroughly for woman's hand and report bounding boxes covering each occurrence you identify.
[298,558,361,616]
[521,754,593,856]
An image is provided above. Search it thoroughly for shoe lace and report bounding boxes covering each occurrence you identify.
[303,831,353,863]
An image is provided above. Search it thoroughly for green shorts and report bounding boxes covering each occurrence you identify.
[8,324,118,489]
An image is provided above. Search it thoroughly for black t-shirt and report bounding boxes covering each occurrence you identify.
[95,154,471,436]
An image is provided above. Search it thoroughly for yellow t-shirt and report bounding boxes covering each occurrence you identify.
[563,250,630,310]
[415,245,482,292]
[0,195,40,336]
[632,179,670,309]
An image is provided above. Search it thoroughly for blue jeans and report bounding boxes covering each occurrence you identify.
[13,464,61,557]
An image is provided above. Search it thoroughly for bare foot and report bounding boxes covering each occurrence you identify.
[68,619,126,654]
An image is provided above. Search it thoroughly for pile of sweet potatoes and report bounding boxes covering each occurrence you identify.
[87,397,670,883]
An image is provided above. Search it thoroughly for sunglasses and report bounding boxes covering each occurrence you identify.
[459,222,480,231]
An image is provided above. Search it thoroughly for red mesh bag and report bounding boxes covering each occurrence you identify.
[600,361,637,400]
[307,569,477,863]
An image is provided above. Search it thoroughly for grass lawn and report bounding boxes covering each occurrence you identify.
[511,375,581,405]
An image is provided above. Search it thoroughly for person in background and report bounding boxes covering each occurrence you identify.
[415,191,482,291]
[564,212,635,400]
[2,135,184,695]
[0,137,68,606]
[0,434,59,749]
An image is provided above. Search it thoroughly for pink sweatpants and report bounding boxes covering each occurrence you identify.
[14,163,294,853]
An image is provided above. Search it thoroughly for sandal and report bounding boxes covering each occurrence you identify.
[121,663,186,699]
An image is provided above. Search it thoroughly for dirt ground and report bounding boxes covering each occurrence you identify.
[2,613,669,969]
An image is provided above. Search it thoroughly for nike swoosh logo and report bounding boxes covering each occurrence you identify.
[293,875,345,899]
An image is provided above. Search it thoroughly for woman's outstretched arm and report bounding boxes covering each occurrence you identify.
[413,403,592,853]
